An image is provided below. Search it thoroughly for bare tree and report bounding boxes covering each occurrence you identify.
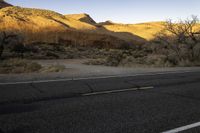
[164,15,200,44]
[0,31,18,58]
[155,16,200,63]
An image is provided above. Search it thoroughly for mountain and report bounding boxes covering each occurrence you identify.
[0,0,12,9]
[98,20,115,25]
[0,5,170,49]
[65,13,96,25]
[0,6,162,48]
[0,6,97,31]
[3,2,197,47]
[99,22,165,40]
[0,6,147,48]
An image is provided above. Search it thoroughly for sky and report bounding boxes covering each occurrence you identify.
[6,0,200,24]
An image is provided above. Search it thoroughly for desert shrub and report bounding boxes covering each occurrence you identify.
[0,58,42,74]
[42,65,65,73]
[45,51,60,59]
[193,43,200,59]
[10,43,27,57]
[0,31,19,58]
[84,58,106,65]
[119,56,143,67]
[105,50,124,66]
[145,54,172,67]
[151,16,200,66]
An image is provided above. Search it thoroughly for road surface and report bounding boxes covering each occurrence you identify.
[0,71,200,133]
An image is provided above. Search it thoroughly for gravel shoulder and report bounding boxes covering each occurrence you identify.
[0,59,200,83]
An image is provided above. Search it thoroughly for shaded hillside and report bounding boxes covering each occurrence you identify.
[98,20,115,25]
[1,4,199,48]
[63,14,146,43]
[0,0,12,9]
[65,13,96,25]
[0,6,146,48]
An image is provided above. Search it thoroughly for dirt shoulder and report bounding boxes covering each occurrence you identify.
[0,59,200,83]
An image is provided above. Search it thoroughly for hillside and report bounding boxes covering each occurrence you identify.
[65,13,96,25]
[99,22,165,40]
[0,2,199,47]
[0,4,173,49]
[0,6,97,31]
[0,0,12,9]
[98,20,115,25]
[64,14,146,43]
[0,6,147,48]
[0,7,116,47]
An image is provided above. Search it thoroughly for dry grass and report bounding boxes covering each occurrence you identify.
[41,65,65,73]
[0,58,42,74]
[0,6,96,30]
[102,22,165,40]
[0,6,199,68]
[0,6,200,46]
[0,6,145,47]
[65,13,96,24]
[85,46,200,67]
[84,58,107,66]
[0,58,66,74]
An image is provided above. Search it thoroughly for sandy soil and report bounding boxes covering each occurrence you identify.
[0,59,200,83]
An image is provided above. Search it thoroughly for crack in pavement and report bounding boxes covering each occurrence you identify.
[29,82,45,94]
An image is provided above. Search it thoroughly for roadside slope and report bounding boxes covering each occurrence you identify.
[0,6,146,48]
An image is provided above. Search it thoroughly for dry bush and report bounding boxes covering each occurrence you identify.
[0,31,19,58]
[119,56,145,67]
[85,49,148,67]
[0,58,42,74]
[0,31,30,58]
[41,65,65,73]
[151,16,200,66]
[84,58,107,65]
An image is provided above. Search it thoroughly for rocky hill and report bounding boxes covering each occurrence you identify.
[0,2,173,50]
[0,6,147,48]
[0,0,12,9]
[99,21,165,40]
[65,13,96,25]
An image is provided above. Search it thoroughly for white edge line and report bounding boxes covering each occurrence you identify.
[0,70,197,85]
[82,86,154,96]
[162,121,200,133]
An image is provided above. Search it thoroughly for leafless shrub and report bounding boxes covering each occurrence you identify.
[0,58,42,74]
[41,65,65,73]
[0,31,18,58]
[153,16,200,66]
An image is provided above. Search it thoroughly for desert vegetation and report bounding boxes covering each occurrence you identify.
[0,58,66,74]
[0,58,42,74]
[151,16,200,66]
[86,16,200,67]
[0,1,200,74]
[1,16,200,72]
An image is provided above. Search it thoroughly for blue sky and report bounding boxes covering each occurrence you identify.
[6,0,200,24]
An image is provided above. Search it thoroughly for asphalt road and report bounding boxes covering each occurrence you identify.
[0,71,200,133]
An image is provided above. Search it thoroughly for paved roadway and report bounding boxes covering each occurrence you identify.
[0,71,200,133]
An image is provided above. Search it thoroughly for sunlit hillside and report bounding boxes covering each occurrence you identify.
[0,6,125,47]
[0,6,146,47]
[65,14,146,44]
[1,1,199,48]
[0,6,97,31]
[0,1,199,67]
[65,13,96,25]
[101,22,165,40]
